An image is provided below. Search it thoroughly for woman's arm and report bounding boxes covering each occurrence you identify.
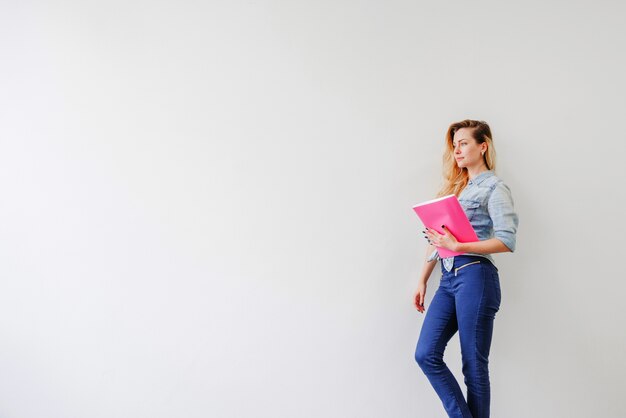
[414,244,438,313]
[419,244,438,283]
[427,180,519,256]
[454,237,511,254]
[425,227,512,254]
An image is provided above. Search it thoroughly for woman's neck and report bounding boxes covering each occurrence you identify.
[467,164,489,180]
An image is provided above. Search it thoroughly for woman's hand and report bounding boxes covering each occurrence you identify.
[414,281,427,313]
[425,225,459,252]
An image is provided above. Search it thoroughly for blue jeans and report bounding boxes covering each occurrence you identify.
[415,255,501,418]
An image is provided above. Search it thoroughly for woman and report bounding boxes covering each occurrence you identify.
[413,119,519,418]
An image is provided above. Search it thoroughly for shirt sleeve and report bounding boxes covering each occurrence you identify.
[427,248,440,262]
[487,181,519,252]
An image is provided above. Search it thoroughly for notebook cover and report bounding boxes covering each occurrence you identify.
[412,194,479,258]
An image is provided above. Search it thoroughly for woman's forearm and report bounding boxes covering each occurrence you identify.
[455,238,511,254]
[419,244,438,284]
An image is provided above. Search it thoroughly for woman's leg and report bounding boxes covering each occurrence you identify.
[415,282,473,418]
[455,262,502,418]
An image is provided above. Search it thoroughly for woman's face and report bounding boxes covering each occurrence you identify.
[452,128,487,169]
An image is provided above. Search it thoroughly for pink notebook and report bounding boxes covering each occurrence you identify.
[412,194,479,258]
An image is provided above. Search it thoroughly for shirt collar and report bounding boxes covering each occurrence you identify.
[468,170,494,186]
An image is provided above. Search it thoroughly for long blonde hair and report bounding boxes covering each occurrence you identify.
[436,119,497,198]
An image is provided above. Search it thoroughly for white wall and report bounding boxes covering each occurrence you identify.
[1,1,625,417]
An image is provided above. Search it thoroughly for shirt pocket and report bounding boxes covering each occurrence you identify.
[459,199,481,221]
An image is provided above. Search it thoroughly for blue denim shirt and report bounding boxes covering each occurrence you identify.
[427,170,519,271]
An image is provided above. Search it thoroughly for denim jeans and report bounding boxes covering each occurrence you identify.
[415,255,501,418]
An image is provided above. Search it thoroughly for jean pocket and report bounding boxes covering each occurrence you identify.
[493,274,502,306]
[454,260,481,276]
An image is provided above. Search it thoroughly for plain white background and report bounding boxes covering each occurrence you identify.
[1,1,625,417]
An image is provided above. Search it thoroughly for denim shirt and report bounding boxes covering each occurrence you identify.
[427,170,519,271]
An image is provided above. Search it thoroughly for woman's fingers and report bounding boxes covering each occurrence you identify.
[414,290,426,313]
[426,227,441,236]
[414,292,420,310]
[424,229,432,243]
[425,226,456,249]
[425,228,441,242]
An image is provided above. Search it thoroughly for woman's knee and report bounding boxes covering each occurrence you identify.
[462,359,490,387]
[414,346,427,367]
[415,345,440,371]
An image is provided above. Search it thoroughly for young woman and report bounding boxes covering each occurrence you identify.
[413,119,519,418]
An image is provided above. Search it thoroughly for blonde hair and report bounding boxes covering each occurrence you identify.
[436,119,497,198]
